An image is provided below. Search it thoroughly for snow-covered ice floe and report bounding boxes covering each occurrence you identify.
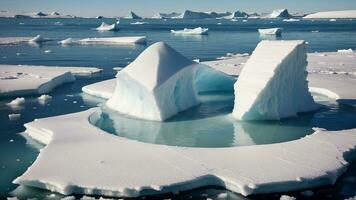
[95,21,119,31]
[0,65,102,97]
[59,36,146,45]
[304,10,356,19]
[233,40,318,120]
[258,28,282,36]
[14,107,356,197]
[0,35,50,45]
[171,27,209,35]
[106,42,234,121]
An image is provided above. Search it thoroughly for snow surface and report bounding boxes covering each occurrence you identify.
[14,108,356,197]
[95,21,119,31]
[106,42,233,121]
[171,27,209,35]
[304,10,356,19]
[59,36,146,45]
[268,9,291,18]
[232,40,318,120]
[0,65,102,97]
[258,28,282,36]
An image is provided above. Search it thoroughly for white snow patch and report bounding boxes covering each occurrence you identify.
[171,27,208,35]
[233,40,318,120]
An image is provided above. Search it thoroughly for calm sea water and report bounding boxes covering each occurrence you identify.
[0,18,356,199]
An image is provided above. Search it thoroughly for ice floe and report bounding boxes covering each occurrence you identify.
[8,113,21,121]
[28,35,47,44]
[258,28,282,36]
[233,40,318,120]
[14,108,356,197]
[37,94,52,103]
[59,36,146,45]
[130,21,148,25]
[304,10,356,19]
[0,35,50,45]
[6,97,26,106]
[171,27,208,35]
[0,65,102,97]
[95,21,119,31]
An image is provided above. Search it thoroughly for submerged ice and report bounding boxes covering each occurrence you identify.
[233,40,318,120]
[106,42,234,121]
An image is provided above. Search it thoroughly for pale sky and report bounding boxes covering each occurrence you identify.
[1,0,356,17]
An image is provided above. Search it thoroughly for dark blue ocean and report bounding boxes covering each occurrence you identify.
[0,18,356,199]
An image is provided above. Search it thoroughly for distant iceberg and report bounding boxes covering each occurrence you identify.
[96,15,103,19]
[152,12,180,19]
[268,9,291,18]
[178,10,212,19]
[209,11,231,18]
[59,36,146,45]
[171,27,209,35]
[96,21,119,31]
[233,40,318,120]
[124,11,142,19]
[106,42,233,121]
[304,10,356,19]
[258,28,282,36]
[228,10,249,18]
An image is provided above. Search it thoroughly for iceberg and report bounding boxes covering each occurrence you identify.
[124,11,142,19]
[178,10,212,19]
[229,10,249,18]
[152,12,181,19]
[209,11,231,18]
[106,42,199,121]
[268,9,291,18]
[258,28,282,36]
[95,21,119,31]
[106,42,232,121]
[304,10,356,19]
[171,27,209,35]
[232,40,318,120]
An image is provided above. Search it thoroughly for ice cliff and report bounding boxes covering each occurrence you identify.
[233,40,318,120]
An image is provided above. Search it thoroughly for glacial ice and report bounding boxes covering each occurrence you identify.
[233,40,318,120]
[106,42,233,121]
[95,21,119,31]
[258,28,282,36]
[171,27,209,35]
[268,9,291,18]
[304,10,356,19]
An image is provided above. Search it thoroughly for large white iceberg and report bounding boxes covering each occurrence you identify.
[233,40,318,120]
[178,10,212,19]
[106,42,233,121]
[268,9,291,18]
[171,27,208,35]
[95,21,119,31]
[106,42,199,121]
[258,28,282,36]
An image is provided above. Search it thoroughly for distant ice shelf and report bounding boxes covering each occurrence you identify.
[304,10,356,19]
[0,65,102,97]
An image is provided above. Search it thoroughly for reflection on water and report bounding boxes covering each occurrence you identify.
[92,91,350,147]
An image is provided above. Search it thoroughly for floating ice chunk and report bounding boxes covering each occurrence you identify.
[44,49,53,53]
[233,40,318,120]
[338,48,354,53]
[311,30,319,33]
[280,195,296,200]
[54,21,64,26]
[171,27,209,35]
[130,21,147,25]
[96,21,119,31]
[29,35,45,43]
[59,36,146,45]
[8,113,21,121]
[59,38,77,45]
[283,18,300,22]
[106,42,200,121]
[38,94,52,103]
[258,28,282,36]
[329,19,337,21]
[7,97,25,106]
